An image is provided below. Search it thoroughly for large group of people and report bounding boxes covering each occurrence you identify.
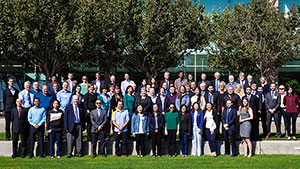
[2,71,299,158]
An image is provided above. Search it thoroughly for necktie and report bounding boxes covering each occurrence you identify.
[166,80,169,89]
[272,91,274,98]
[27,91,31,105]
[248,95,251,101]
[216,80,219,92]
[75,105,79,122]
[226,108,230,124]
[18,107,21,117]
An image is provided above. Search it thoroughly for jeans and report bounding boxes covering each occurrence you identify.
[49,131,62,156]
[205,128,217,153]
[191,126,202,156]
[167,130,177,156]
[286,112,298,136]
[180,130,189,155]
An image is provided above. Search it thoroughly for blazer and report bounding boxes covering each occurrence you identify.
[3,88,19,112]
[190,110,204,129]
[134,95,152,113]
[90,108,108,133]
[149,113,165,132]
[11,107,29,133]
[265,91,281,112]
[131,113,149,134]
[204,91,221,113]
[222,107,237,131]
[64,104,86,133]
[156,96,170,113]
[244,93,261,119]
[84,92,97,112]
[179,113,192,134]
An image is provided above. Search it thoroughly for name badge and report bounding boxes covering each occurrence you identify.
[141,117,145,120]
[273,96,277,99]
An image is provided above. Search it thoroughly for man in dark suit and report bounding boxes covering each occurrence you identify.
[90,99,108,158]
[222,100,237,157]
[204,85,221,113]
[211,72,221,92]
[48,75,61,94]
[3,77,19,140]
[244,86,261,140]
[92,72,105,94]
[160,72,174,91]
[244,75,253,91]
[198,73,211,89]
[265,83,281,139]
[64,95,86,158]
[11,98,29,158]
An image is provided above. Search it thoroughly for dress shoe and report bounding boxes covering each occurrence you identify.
[29,155,34,158]
[76,154,83,157]
[102,155,107,158]
[277,136,281,139]
[114,155,119,157]
[11,155,16,159]
[40,155,45,158]
[231,154,237,157]
[67,155,71,158]
[20,155,26,158]
[6,137,10,141]
[124,155,128,157]
[265,136,269,139]
[293,136,297,140]
[92,155,96,158]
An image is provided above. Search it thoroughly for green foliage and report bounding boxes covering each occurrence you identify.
[285,80,300,94]
[206,0,300,83]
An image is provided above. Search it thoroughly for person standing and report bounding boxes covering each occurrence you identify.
[239,98,253,157]
[156,88,171,115]
[123,86,135,118]
[179,105,191,157]
[191,87,206,111]
[160,72,173,91]
[283,87,300,140]
[211,72,221,92]
[3,77,19,141]
[259,76,270,96]
[112,101,130,157]
[222,100,237,157]
[226,75,238,91]
[57,81,73,111]
[19,81,34,109]
[265,83,281,139]
[48,75,61,93]
[46,100,64,158]
[204,102,218,157]
[165,104,180,157]
[32,82,41,96]
[11,98,28,158]
[90,99,108,158]
[190,102,204,156]
[174,71,188,91]
[149,104,164,157]
[131,105,149,157]
[167,86,177,105]
[64,95,86,158]
[278,85,287,137]
[98,85,112,136]
[28,98,46,158]
[134,89,152,115]
[66,73,76,92]
[92,72,105,94]
[175,85,190,111]
[237,72,246,90]
[84,85,98,141]
[79,76,89,95]
[198,73,210,89]
[35,85,53,113]
[121,73,135,95]
[49,82,59,100]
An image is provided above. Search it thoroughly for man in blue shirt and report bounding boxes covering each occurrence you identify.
[28,98,46,158]
[18,81,34,109]
[35,85,53,113]
[112,101,130,157]
[57,81,73,111]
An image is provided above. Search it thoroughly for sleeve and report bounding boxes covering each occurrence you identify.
[90,110,96,126]
[64,107,68,131]
[57,92,61,103]
[176,113,180,125]
[84,94,89,111]
[274,94,281,110]
[112,110,117,122]
[185,95,191,109]
[3,90,6,106]
[228,109,237,127]
[146,116,149,133]
[200,96,206,110]
[265,95,271,110]
[175,97,180,111]
[125,111,130,121]
[296,96,300,105]
[27,108,35,126]
[46,112,50,130]
[283,95,287,106]
[131,115,135,133]
[199,111,204,128]
[258,94,263,111]
[101,112,108,128]
[188,114,192,134]
[38,108,47,126]
[221,109,226,124]
[123,95,129,110]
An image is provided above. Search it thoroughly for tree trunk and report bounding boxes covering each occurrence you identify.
[261,67,279,85]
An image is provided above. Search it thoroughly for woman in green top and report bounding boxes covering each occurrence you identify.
[79,75,89,95]
[123,85,135,117]
[165,103,180,157]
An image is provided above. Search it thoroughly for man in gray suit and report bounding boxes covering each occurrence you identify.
[90,99,108,158]
[265,83,281,139]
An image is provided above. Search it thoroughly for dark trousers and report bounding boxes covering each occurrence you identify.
[223,129,236,155]
[167,130,176,156]
[180,130,189,155]
[135,134,146,156]
[150,131,162,156]
[266,111,281,137]
[12,132,27,156]
[5,111,12,139]
[279,108,288,134]
[250,117,259,140]
[92,131,106,156]
[29,125,44,156]
[114,131,128,156]
[206,128,217,153]
[49,131,62,156]
[286,113,298,136]
[260,107,268,136]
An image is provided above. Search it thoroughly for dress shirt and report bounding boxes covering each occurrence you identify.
[112,109,130,133]
[18,89,34,108]
[57,90,73,111]
[28,106,46,126]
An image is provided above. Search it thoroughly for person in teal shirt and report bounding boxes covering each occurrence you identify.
[79,76,89,95]
[164,103,180,157]
[123,85,135,117]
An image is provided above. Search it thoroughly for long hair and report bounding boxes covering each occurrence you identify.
[125,85,133,94]
[287,87,294,96]
[50,99,60,110]
[180,104,187,114]
[218,81,227,93]
[135,104,144,115]
[177,85,186,99]
[191,102,200,112]
[242,97,250,113]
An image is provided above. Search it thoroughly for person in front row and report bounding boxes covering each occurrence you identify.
[64,95,86,158]
[11,98,28,158]
[165,104,180,157]
[222,100,237,157]
[28,98,46,158]
[204,102,218,157]
[90,99,108,158]
[112,101,130,157]
[190,102,204,157]
[131,105,149,157]
[239,98,253,157]
[179,105,191,157]
[149,104,165,157]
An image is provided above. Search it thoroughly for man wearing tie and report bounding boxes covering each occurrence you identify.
[18,81,34,110]
[3,77,19,141]
[64,95,86,158]
[211,72,221,92]
[222,100,237,157]
[11,98,29,158]
[28,98,46,158]
[90,99,108,158]
[265,83,281,139]
[160,72,173,91]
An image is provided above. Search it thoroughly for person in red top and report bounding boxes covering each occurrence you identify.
[283,87,300,140]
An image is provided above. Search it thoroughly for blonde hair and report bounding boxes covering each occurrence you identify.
[235,84,244,97]
[218,81,227,92]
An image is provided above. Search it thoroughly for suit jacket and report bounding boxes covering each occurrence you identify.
[265,91,281,112]
[222,107,237,131]
[90,108,108,133]
[3,88,19,112]
[149,113,165,132]
[11,107,29,133]
[156,96,170,113]
[64,104,86,133]
[204,92,221,113]
[244,94,261,119]
[134,95,152,113]
[179,113,192,134]
[198,80,211,89]
[160,79,174,89]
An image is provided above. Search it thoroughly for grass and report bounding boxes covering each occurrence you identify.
[0,155,299,169]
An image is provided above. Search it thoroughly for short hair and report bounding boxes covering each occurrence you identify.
[214,72,220,76]
[52,82,58,86]
[8,77,14,81]
[34,98,40,101]
[164,72,170,76]
[228,75,234,79]
[247,75,253,79]
[201,73,206,76]
[226,99,232,103]
[24,81,31,87]
[239,72,245,76]
[33,82,39,85]
[96,72,101,76]
[178,71,184,74]
[101,85,108,92]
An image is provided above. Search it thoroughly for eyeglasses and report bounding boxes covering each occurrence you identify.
[96,103,102,104]
[170,107,175,109]
[279,88,285,90]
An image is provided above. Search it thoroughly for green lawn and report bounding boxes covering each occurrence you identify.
[0,155,299,169]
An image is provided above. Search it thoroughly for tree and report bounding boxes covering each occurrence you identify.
[123,0,207,80]
[1,0,81,82]
[206,0,300,83]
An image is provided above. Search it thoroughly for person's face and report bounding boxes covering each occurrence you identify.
[228,87,233,94]
[243,99,248,107]
[208,86,214,93]
[279,86,285,93]
[201,74,206,80]
[63,82,68,90]
[191,83,196,90]
[115,87,120,94]
[53,101,59,109]
[236,85,241,91]
[8,79,14,87]
[88,86,94,93]
[206,103,212,110]
[162,83,167,90]
[34,99,40,107]
[193,103,199,110]
[25,83,30,90]
[169,105,175,112]
[73,96,79,105]
[246,88,251,94]
[153,105,158,112]
[170,87,175,94]
[110,86,115,92]
[251,84,257,91]
[200,84,206,91]
[16,99,22,107]
[141,89,147,96]
[257,87,263,93]
[195,88,200,95]
[124,74,129,80]
[180,86,185,93]
[260,77,265,84]
[188,75,193,80]
[33,83,39,90]
[164,73,169,80]
[150,89,155,95]
[42,86,48,95]
[68,73,73,80]
[132,84,136,90]
[239,74,244,80]
[137,105,143,113]
[288,88,293,95]
[146,85,151,92]
[128,87,133,94]
[53,84,58,91]
[229,76,234,83]
[181,106,187,113]
[96,73,100,80]
[160,88,165,96]
[96,100,102,108]
[102,88,107,94]
[151,78,155,84]
[142,80,147,86]
[226,101,232,108]
[110,76,115,82]
[82,76,87,83]
[76,86,81,93]
[247,76,252,82]
[51,76,57,82]
[220,84,225,90]
[215,73,220,79]
[179,72,183,78]
[117,102,124,110]
[270,84,276,91]
[185,85,190,91]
